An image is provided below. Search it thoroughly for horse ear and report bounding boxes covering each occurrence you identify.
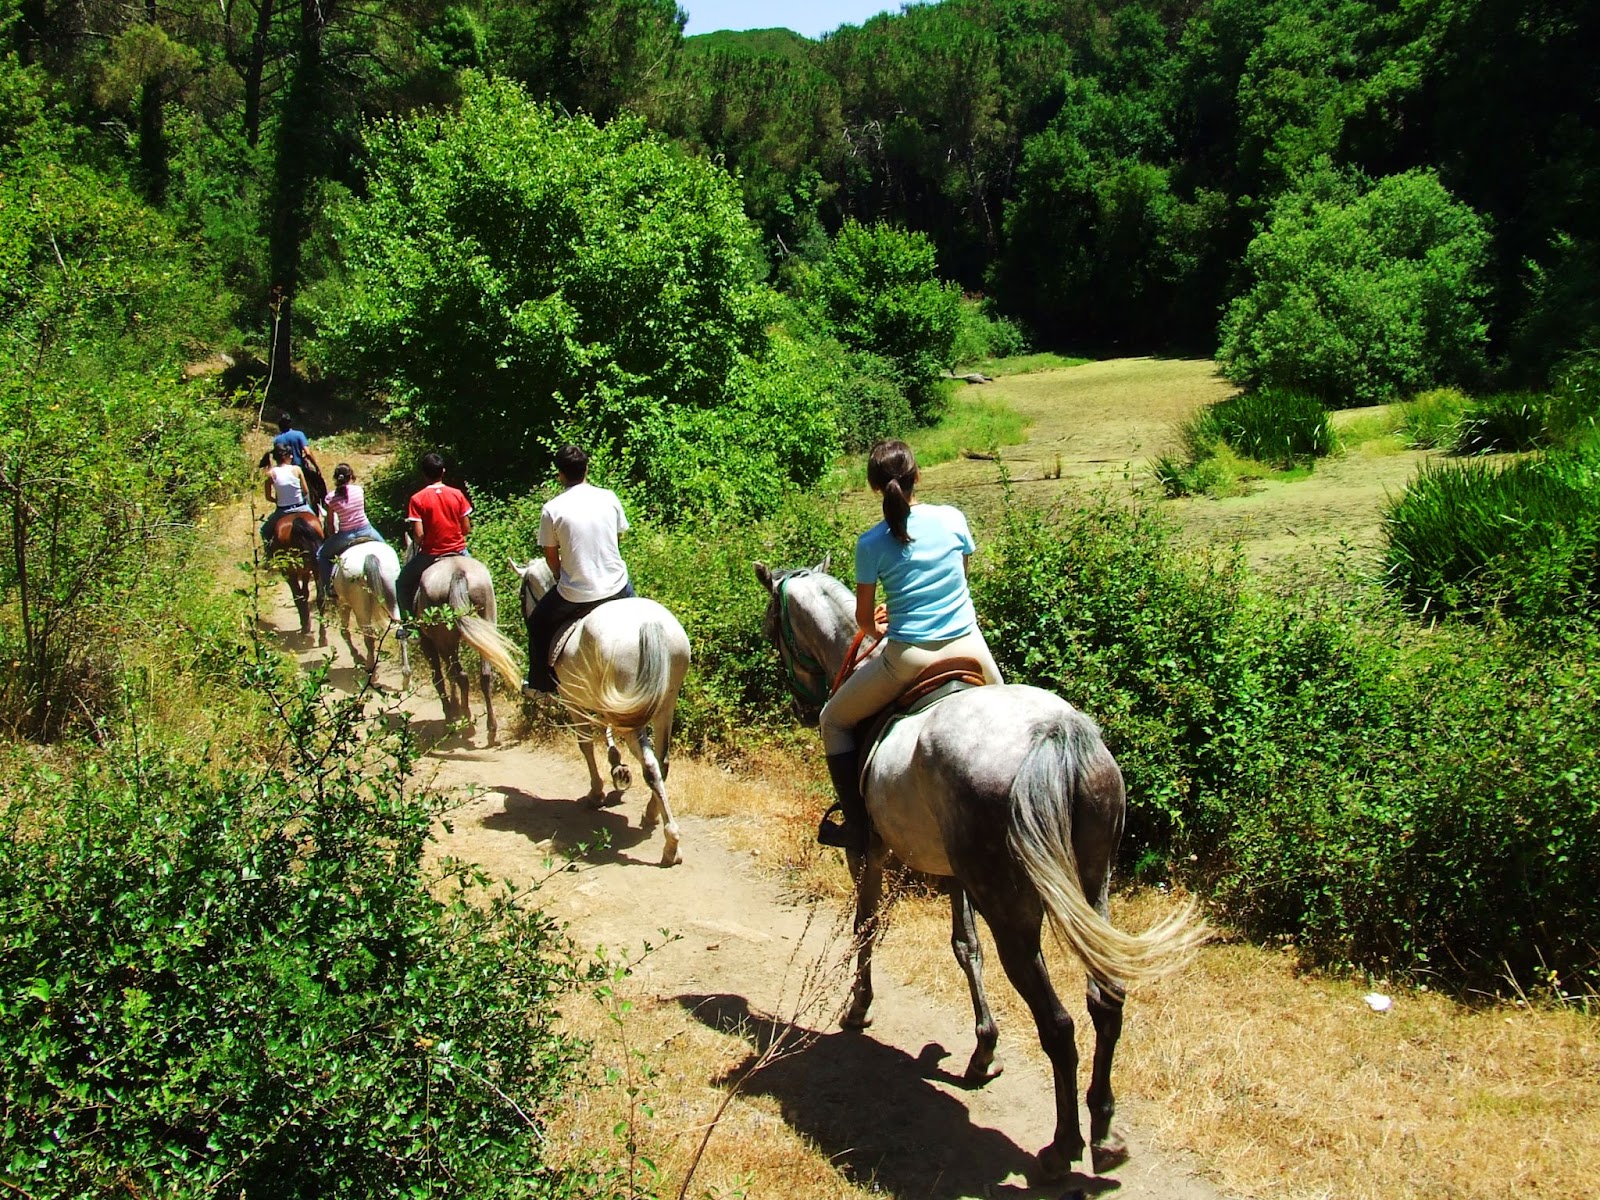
[509,556,527,578]
[753,561,775,593]
[816,552,832,575]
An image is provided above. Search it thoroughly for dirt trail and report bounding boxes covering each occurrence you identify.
[257,571,1227,1200]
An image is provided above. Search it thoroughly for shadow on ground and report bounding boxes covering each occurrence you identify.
[679,992,1120,1199]
[481,785,660,865]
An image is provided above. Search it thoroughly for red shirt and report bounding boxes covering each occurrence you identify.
[407,482,471,555]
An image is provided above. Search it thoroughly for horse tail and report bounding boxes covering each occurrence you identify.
[1007,712,1208,992]
[446,573,522,690]
[562,617,672,730]
[362,551,400,623]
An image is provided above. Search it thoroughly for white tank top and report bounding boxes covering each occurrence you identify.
[270,464,306,508]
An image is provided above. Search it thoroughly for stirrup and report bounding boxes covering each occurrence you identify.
[817,803,865,851]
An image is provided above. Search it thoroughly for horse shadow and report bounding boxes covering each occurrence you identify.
[677,993,1120,1199]
[480,784,658,865]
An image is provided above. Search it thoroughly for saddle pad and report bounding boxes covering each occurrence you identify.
[857,662,989,792]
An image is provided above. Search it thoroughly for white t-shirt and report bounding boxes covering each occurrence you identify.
[538,481,630,602]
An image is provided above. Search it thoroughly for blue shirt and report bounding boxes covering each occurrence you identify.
[855,504,978,643]
[273,429,310,467]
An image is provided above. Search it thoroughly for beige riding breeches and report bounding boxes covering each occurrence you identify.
[820,627,1004,755]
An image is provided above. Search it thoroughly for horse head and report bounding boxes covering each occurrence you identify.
[509,555,556,623]
[753,557,849,727]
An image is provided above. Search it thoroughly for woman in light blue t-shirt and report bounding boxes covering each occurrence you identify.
[816,440,1003,850]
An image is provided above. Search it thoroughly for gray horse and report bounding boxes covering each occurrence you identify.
[408,552,521,745]
[755,561,1207,1182]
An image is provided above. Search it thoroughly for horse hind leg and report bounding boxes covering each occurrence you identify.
[625,727,680,866]
[605,726,632,792]
[477,655,497,746]
[1085,977,1127,1172]
[970,885,1083,1181]
[951,884,1003,1084]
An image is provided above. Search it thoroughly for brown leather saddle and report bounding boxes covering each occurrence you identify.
[856,656,989,790]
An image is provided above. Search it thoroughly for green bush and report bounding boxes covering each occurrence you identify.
[950,297,1029,367]
[1454,391,1549,454]
[798,219,962,425]
[973,494,1600,993]
[0,645,595,1197]
[1218,167,1492,407]
[1398,387,1469,449]
[1183,388,1332,468]
[1382,448,1600,621]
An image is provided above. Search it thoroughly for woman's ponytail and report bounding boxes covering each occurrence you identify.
[867,439,918,544]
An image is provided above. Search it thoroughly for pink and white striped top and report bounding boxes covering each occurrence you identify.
[326,483,372,534]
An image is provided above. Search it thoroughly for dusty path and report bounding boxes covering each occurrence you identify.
[260,588,1227,1199]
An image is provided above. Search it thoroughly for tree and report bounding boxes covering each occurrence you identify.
[313,75,836,514]
[1217,166,1491,406]
[800,219,962,422]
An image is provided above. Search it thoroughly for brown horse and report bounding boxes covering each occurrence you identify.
[267,511,326,644]
[407,551,521,745]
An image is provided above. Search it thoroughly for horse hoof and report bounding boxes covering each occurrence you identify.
[962,1057,1004,1086]
[659,847,683,867]
[611,766,632,791]
[1035,1142,1080,1183]
[841,1010,872,1031]
[1090,1134,1130,1174]
[583,791,607,809]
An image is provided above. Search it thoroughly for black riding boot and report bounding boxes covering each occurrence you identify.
[818,749,868,852]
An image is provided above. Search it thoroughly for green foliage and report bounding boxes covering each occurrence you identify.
[313,75,836,517]
[1184,387,1332,467]
[1218,167,1492,407]
[1454,391,1549,455]
[0,135,241,740]
[0,641,595,1197]
[950,296,1029,366]
[799,219,962,424]
[1382,448,1600,622]
[974,494,1600,993]
[1398,387,1469,450]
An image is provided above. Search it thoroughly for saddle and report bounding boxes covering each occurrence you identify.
[856,656,989,791]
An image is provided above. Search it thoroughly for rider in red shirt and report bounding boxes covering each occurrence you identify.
[396,451,472,619]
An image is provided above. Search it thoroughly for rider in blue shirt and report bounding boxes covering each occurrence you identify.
[816,439,1004,851]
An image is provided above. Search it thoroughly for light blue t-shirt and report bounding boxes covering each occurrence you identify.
[855,504,978,643]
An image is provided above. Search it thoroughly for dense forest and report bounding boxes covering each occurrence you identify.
[3,1,1599,1191]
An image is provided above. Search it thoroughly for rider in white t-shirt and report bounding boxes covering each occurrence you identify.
[522,445,636,695]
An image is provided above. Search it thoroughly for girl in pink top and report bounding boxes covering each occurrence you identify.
[316,462,386,587]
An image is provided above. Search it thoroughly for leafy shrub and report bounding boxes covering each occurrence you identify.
[0,645,594,1197]
[950,297,1029,366]
[1383,447,1600,621]
[973,493,1600,993]
[798,219,962,424]
[1546,350,1600,448]
[1454,391,1548,454]
[1398,387,1469,449]
[1218,167,1492,407]
[1184,388,1332,467]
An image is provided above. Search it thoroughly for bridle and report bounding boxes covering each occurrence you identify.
[776,574,831,711]
[774,572,878,713]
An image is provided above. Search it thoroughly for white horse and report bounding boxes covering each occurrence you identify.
[329,540,408,688]
[756,561,1207,1181]
[407,549,522,745]
[512,557,691,867]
